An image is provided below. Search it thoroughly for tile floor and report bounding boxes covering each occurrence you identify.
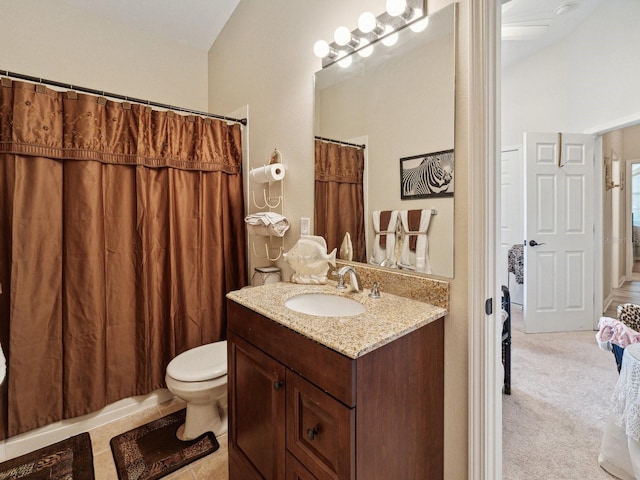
[89,398,228,480]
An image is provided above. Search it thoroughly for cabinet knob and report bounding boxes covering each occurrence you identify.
[273,380,284,391]
[307,427,319,440]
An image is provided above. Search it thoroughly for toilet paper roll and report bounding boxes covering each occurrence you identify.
[250,163,286,183]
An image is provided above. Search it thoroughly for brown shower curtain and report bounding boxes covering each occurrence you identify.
[0,79,247,438]
[314,140,366,262]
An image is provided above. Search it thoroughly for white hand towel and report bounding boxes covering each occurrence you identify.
[371,210,398,266]
[399,209,433,274]
[244,212,291,237]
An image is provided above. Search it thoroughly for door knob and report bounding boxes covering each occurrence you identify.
[307,427,319,440]
[273,381,284,391]
[528,240,546,247]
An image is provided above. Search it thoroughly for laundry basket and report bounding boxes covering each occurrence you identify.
[612,303,640,373]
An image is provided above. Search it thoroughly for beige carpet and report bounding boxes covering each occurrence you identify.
[503,307,619,479]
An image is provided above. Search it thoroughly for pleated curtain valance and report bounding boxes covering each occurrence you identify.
[0,79,242,172]
[314,139,364,184]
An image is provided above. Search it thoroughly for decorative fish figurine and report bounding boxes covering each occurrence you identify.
[339,232,353,261]
[284,238,337,284]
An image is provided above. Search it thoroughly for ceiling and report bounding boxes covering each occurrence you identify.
[501,0,608,66]
[61,0,240,51]
[61,0,607,63]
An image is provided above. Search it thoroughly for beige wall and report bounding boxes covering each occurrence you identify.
[0,0,209,110]
[208,1,470,478]
[623,125,640,160]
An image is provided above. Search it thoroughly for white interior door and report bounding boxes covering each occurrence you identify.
[500,146,524,305]
[524,132,595,333]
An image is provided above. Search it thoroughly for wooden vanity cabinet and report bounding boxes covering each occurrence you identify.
[227,299,444,480]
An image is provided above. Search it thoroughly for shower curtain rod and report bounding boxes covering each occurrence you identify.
[0,69,248,126]
[315,136,366,149]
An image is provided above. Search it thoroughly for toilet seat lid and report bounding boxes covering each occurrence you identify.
[167,341,227,382]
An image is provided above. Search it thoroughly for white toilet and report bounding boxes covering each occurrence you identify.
[165,341,228,440]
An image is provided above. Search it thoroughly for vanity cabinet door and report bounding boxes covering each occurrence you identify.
[228,331,286,480]
[286,370,355,480]
[286,452,318,480]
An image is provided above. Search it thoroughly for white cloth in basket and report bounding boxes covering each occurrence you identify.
[244,212,290,237]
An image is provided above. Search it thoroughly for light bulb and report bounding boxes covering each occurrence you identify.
[358,38,374,57]
[381,25,398,46]
[409,9,429,32]
[337,51,353,68]
[358,12,377,33]
[314,40,330,58]
[386,0,407,17]
[334,26,352,46]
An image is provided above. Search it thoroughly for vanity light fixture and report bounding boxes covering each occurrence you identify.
[386,0,415,21]
[313,40,338,60]
[357,12,385,35]
[357,38,374,58]
[313,0,426,68]
[334,26,360,49]
[380,25,399,47]
[409,9,429,32]
[337,51,353,68]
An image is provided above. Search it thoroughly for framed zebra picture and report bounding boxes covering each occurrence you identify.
[400,149,454,199]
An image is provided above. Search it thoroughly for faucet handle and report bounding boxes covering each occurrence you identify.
[369,282,381,299]
[331,270,348,290]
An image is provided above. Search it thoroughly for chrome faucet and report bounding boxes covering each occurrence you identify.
[368,282,381,299]
[335,266,362,293]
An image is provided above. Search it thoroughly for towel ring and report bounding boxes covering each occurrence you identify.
[252,189,282,209]
[251,242,283,261]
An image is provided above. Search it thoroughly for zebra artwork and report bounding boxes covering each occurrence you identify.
[400,149,454,199]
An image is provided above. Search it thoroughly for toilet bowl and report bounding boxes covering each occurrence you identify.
[165,341,227,440]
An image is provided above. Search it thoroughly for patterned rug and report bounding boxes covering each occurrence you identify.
[0,432,94,479]
[110,409,219,480]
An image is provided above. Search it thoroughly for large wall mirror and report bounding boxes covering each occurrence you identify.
[313,4,456,278]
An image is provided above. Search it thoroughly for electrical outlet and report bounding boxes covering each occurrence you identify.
[301,217,310,235]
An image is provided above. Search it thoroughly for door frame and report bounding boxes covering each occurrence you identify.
[594,136,604,328]
[472,0,630,477]
[468,0,501,479]
[479,41,639,480]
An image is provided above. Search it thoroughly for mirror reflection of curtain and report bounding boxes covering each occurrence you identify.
[0,80,247,438]
[314,140,365,262]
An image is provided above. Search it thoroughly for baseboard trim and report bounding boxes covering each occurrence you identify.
[0,388,173,461]
[603,294,614,313]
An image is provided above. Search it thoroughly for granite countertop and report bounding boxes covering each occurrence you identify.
[226,282,447,359]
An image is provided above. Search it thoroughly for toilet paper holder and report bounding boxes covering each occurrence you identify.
[249,153,286,261]
[250,163,285,209]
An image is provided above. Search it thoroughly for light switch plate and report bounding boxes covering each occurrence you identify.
[301,217,310,235]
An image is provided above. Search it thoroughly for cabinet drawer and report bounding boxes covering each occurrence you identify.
[286,452,318,480]
[286,370,355,480]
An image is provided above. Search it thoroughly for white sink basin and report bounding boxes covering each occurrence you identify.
[285,293,366,317]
